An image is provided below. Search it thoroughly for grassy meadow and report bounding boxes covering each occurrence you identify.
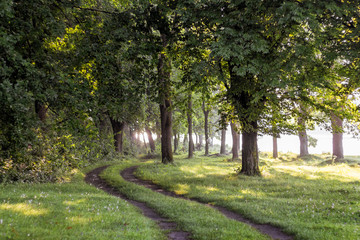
[0,162,165,240]
[101,163,268,240]
[0,153,359,240]
[136,152,360,240]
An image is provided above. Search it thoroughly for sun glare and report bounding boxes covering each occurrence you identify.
[0,203,48,216]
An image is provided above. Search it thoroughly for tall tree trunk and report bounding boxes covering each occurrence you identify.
[241,121,260,175]
[195,132,199,150]
[298,131,308,157]
[298,106,309,157]
[220,128,226,154]
[145,127,155,153]
[202,101,210,155]
[173,132,178,153]
[183,134,188,150]
[158,34,173,163]
[231,122,239,160]
[110,118,125,153]
[331,113,344,161]
[272,135,278,158]
[187,92,194,158]
[35,100,47,122]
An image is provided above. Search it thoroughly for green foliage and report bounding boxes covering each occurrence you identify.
[2,0,360,179]
[308,135,318,148]
[0,121,116,183]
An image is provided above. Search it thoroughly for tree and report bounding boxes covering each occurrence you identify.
[298,106,309,157]
[272,135,278,159]
[230,122,240,160]
[220,127,227,155]
[0,0,72,157]
[179,0,360,175]
[187,91,194,158]
[331,113,344,160]
[202,101,210,155]
[143,2,183,163]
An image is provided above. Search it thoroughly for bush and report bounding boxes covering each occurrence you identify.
[0,125,116,183]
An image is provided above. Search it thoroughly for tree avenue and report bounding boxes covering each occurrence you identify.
[1,0,360,181]
[179,0,360,175]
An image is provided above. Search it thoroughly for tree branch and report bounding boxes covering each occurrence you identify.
[73,6,117,15]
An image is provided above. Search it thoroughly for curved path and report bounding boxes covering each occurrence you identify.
[85,165,191,240]
[121,165,294,240]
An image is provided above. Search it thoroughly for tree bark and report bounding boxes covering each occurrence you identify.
[298,131,308,157]
[202,101,210,155]
[145,127,155,153]
[331,113,344,161]
[230,122,239,160]
[272,135,278,158]
[173,132,178,153]
[187,92,194,158]
[160,101,173,163]
[110,118,125,153]
[183,134,188,150]
[220,128,226,154]
[240,121,260,175]
[195,132,199,150]
[158,34,173,163]
[298,107,309,157]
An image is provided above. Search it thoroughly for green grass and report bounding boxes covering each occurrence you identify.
[136,152,360,240]
[100,162,269,240]
[0,161,165,240]
[2,153,359,240]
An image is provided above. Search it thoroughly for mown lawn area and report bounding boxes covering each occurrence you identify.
[136,153,360,240]
[1,153,359,240]
[101,163,269,240]
[0,162,165,240]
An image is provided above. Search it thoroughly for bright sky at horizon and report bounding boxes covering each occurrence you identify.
[220,129,360,156]
[257,131,360,156]
[140,127,360,156]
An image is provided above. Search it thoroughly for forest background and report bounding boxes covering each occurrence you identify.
[1,0,360,182]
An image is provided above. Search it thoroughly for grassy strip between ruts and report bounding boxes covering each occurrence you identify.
[135,153,360,240]
[100,162,270,240]
[0,161,165,240]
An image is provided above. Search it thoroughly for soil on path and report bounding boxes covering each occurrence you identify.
[121,165,294,240]
[85,165,191,240]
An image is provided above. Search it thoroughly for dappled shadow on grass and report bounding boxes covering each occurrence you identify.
[317,159,360,167]
[139,157,360,239]
[0,175,164,240]
[139,153,161,160]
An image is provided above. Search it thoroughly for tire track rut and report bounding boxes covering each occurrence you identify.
[121,165,293,240]
[85,165,191,240]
